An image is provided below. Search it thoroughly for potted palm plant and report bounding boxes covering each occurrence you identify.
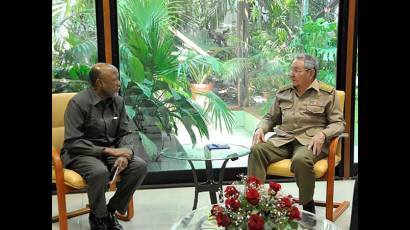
[177,49,222,99]
[118,0,236,161]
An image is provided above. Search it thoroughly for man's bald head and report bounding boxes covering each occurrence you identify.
[89,63,119,87]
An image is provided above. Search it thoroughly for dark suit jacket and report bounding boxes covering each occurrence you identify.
[61,88,148,166]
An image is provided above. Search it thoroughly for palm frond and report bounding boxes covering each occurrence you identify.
[199,91,235,134]
[221,57,252,83]
[64,39,97,64]
[179,104,209,142]
[137,131,159,161]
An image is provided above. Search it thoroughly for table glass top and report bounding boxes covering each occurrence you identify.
[160,144,250,161]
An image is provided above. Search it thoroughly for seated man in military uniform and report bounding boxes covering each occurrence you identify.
[248,53,345,214]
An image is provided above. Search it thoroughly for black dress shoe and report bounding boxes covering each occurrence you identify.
[105,210,124,230]
[89,212,109,230]
[303,200,316,214]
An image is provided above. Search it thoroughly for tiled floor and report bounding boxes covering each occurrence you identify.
[52,179,355,230]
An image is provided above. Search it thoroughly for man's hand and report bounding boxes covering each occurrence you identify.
[113,156,129,173]
[104,147,133,160]
[308,132,326,156]
[252,128,265,145]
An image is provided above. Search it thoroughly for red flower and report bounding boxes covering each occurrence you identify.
[224,185,239,199]
[225,198,240,211]
[281,196,292,208]
[247,176,262,188]
[248,214,264,230]
[289,206,301,220]
[269,181,281,192]
[246,188,260,205]
[210,204,224,216]
[216,212,232,227]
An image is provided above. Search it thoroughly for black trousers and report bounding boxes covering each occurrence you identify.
[67,155,147,218]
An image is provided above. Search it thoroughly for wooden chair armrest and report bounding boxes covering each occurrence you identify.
[327,133,349,168]
[52,146,66,186]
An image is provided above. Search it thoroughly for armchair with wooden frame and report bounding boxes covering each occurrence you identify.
[52,92,134,230]
[266,90,350,221]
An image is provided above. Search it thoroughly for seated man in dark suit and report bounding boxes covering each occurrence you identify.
[61,63,149,230]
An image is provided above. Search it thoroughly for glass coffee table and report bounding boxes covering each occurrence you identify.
[171,206,343,230]
[160,144,250,210]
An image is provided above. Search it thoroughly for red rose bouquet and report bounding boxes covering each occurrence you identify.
[210,175,301,230]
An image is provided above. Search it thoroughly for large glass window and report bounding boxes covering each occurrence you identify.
[52,0,98,93]
[117,0,341,178]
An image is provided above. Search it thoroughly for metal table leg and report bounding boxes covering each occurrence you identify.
[187,157,238,210]
[187,160,199,210]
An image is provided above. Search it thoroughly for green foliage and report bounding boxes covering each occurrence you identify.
[67,64,91,81]
[138,131,159,161]
[240,0,301,100]
[249,76,274,95]
[52,0,97,92]
[52,64,91,93]
[291,16,337,86]
[243,0,338,117]
[179,0,235,31]
[177,49,250,85]
[52,0,97,66]
[177,50,224,84]
[118,0,235,150]
[198,91,236,133]
[247,1,338,89]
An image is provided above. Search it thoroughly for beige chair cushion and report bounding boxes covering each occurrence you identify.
[266,156,341,178]
[52,166,87,189]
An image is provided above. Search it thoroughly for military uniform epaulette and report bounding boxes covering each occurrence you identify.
[319,81,334,93]
[277,85,293,93]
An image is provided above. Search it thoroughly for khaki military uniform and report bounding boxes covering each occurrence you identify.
[248,79,345,204]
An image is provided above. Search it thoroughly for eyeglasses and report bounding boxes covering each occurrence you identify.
[288,68,312,75]
[289,68,312,73]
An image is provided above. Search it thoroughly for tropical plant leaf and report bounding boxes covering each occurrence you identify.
[120,63,131,89]
[170,87,181,101]
[221,57,251,83]
[181,101,209,138]
[200,91,235,133]
[125,105,136,120]
[136,81,152,98]
[138,131,159,161]
[129,56,145,83]
[179,115,197,146]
